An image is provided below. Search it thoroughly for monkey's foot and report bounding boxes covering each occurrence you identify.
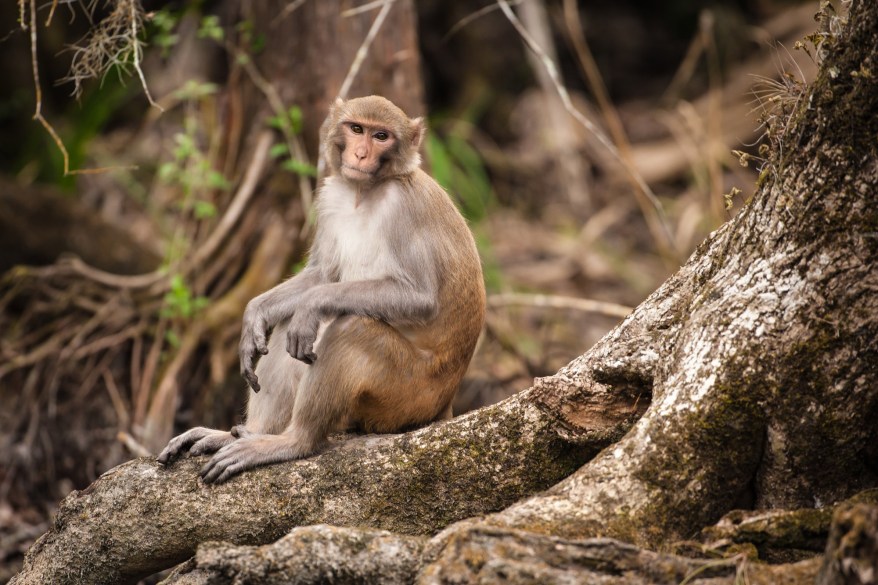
[200,433,315,484]
[157,427,236,465]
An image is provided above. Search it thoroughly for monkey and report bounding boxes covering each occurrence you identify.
[158,95,486,484]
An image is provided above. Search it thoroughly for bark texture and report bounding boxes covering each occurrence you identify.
[10,393,629,584]
[480,0,878,545]
[816,503,878,585]
[163,526,425,585]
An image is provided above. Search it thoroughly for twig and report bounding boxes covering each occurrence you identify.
[189,130,273,268]
[487,292,632,319]
[702,11,724,220]
[230,43,313,215]
[29,0,71,176]
[65,256,165,289]
[337,0,396,100]
[70,321,145,361]
[133,318,166,427]
[129,0,162,111]
[116,431,151,457]
[561,0,630,167]
[341,0,387,18]
[0,323,78,381]
[45,0,59,26]
[103,371,130,426]
[442,0,523,42]
[661,16,708,105]
[275,0,308,26]
[497,0,679,262]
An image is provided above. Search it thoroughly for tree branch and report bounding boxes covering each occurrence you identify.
[11,389,629,584]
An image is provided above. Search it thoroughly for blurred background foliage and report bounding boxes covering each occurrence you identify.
[0,0,820,579]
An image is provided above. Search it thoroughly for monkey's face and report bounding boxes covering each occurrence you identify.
[338,121,397,182]
[323,96,426,183]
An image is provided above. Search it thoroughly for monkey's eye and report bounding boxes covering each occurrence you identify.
[373,131,390,142]
[350,124,364,134]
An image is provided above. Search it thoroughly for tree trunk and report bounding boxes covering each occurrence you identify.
[485,0,878,545]
[10,1,878,583]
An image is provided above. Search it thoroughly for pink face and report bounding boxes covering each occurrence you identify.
[340,121,397,181]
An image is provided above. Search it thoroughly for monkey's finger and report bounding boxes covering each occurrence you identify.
[241,367,261,392]
[302,338,318,363]
[189,433,236,457]
[202,455,243,484]
[200,456,221,483]
[214,463,246,484]
[294,338,314,364]
[158,428,206,464]
[230,425,253,439]
[286,334,300,361]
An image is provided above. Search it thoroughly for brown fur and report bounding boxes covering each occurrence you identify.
[158,96,486,483]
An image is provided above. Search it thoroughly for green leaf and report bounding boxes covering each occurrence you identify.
[165,329,181,348]
[282,159,318,177]
[193,200,217,219]
[287,106,303,134]
[173,133,196,160]
[269,143,290,158]
[267,114,287,130]
[250,33,266,53]
[206,170,231,190]
[158,162,178,182]
[173,80,218,101]
[197,15,224,42]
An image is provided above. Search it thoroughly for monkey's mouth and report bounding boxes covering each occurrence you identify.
[342,164,377,177]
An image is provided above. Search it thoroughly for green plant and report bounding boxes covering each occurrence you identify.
[425,132,494,222]
[157,82,229,221]
[268,106,318,178]
[425,128,501,291]
[150,8,181,56]
[161,274,209,320]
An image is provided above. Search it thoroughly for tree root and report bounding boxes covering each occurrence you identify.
[163,526,425,585]
[10,388,628,585]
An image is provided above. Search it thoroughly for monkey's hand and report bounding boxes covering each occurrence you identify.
[286,301,321,364]
[239,303,270,392]
[157,427,236,465]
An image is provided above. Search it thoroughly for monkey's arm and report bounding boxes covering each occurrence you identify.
[239,266,326,391]
[285,277,439,363]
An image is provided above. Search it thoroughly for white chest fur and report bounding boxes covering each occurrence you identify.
[318,179,400,282]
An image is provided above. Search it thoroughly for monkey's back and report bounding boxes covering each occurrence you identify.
[396,169,486,382]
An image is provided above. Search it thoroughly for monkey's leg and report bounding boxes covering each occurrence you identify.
[161,325,306,467]
[243,321,308,434]
[201,316,449,484]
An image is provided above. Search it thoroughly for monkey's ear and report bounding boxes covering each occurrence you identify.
[409,117,427,149]
[333,97,345,107]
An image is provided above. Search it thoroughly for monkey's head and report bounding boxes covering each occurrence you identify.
[321,96,426,185]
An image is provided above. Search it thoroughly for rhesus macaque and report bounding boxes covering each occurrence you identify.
[158,96,486,484]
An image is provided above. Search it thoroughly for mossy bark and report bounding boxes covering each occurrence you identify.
[10,393,616,585]
[480,0,878,547]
